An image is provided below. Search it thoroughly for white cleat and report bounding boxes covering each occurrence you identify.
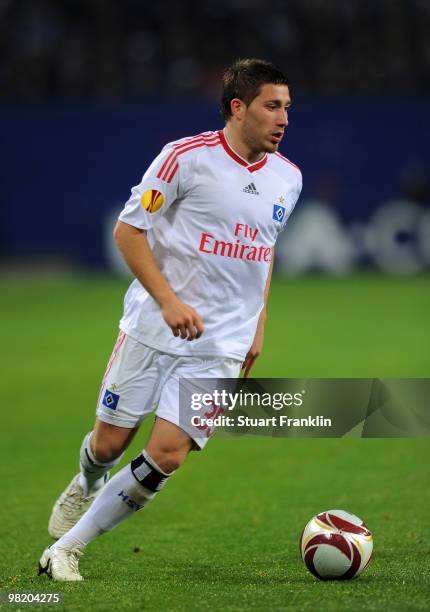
[48,473,108,539]
[38,545,84,581]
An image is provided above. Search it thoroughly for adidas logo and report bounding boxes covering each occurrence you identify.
[243,182,259,195]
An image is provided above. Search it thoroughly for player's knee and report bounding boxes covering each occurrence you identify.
[91,439,123,464]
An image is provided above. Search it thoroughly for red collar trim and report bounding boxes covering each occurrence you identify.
[218,130,268,173]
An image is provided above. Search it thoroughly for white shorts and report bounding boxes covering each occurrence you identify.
[96,331,241,449]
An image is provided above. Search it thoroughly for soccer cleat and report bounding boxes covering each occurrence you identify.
[38,545,84,581]
[48,473,108,539]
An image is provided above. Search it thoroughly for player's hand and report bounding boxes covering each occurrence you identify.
[160,296,204,341]
[241,314,265,378]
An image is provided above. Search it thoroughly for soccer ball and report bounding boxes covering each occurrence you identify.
[300,509,373,580]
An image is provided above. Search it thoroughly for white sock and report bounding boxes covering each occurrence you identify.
[78,431,123,496]
[56,451,170,549]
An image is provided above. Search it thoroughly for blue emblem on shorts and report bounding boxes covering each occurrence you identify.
[273,204,286,223]
[102,389,120,410]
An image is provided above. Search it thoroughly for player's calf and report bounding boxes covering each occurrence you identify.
[139,448,186,475]
[52,450,173,548]
[40,449,175,581]
[79,430,124,496]
[48,431,124,539]
[145,417,193,473]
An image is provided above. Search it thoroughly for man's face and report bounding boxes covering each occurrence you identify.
[240,83,291,153]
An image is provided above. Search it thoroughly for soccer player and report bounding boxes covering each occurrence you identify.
[38,58,302,581]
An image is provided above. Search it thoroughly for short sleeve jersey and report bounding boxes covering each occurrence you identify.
[118,129,302,360]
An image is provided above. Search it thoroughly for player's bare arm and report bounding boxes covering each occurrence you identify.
[242,247,275,378]
[113,220,204,340]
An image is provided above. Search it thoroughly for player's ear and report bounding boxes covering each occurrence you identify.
[230,98,246,120]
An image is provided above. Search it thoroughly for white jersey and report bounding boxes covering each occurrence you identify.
[118,129,302,360]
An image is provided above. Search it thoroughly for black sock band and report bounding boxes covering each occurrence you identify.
[130,452,169,492]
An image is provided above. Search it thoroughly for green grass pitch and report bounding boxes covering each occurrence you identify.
[1,275,429,611]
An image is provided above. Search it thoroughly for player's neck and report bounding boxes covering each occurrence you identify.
[223,125,265,164]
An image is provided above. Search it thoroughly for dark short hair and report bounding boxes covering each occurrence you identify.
[221,58,289,122]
